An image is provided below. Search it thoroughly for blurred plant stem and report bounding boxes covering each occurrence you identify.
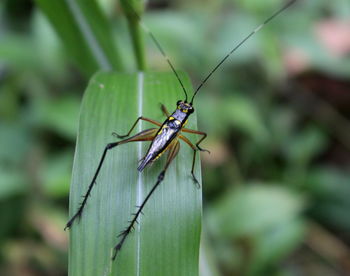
[120,0,146,70]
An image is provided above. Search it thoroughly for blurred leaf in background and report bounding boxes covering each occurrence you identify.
[35,0,125,76]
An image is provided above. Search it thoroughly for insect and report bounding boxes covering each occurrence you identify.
[65,0,297,261]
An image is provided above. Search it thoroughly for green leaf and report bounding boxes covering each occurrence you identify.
[207,184,305,274]
[35,0,124,76]
[36,95,80,140]
[41,151,73,198]
[208,185,304,239]
[120,0,147,70]
[68,72,202,276]
[284,126,328,165]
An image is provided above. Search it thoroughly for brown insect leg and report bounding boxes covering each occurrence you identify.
[161,104,170,117]
[179,135,200,188]
[113,116,162,139]
[182,128,210,153]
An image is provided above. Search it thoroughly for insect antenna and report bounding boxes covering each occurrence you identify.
[121,0,189,102]
[190,0,297,104]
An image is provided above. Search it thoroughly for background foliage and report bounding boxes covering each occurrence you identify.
[1,0,350,275]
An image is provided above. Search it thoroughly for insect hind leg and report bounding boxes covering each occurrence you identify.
[65,128,158,230]
[112,170,165,260]
[112,140,180,260]
[65,142,119,230]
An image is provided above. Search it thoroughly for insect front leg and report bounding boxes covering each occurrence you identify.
[65,128,158,230]
[160,104,170,117]
[113,117,162,138]
[112,140,180,260]
[182,128,210,153]
[179,135,200,188]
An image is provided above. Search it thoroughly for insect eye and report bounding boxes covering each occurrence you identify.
[176,100,181,106]
[189,107,194,114]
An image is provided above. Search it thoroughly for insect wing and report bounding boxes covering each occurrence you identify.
[138,121,179,171]
[151,122,180,154]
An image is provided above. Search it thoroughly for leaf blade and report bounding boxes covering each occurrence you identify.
[68,72,202,276]
[35,0,124,76]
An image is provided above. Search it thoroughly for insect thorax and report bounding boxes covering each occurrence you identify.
[170,109,190,126]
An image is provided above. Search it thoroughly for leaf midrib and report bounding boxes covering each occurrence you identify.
[136,72,144,275]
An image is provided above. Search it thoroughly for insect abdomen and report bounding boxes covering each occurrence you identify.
[137,154,153,171]
[137,116,182,171]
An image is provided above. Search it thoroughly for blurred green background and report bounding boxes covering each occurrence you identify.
[1,0,350,275]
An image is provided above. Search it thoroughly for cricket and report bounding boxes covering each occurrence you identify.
[65,0,297,261]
